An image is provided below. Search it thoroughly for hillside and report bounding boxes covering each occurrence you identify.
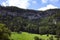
[0,6,60,35]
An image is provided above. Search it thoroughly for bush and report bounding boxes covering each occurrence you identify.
[0,23,11,40]
[55,35,60,40]
[34,36,42,40]
[34,36,40,40]
[49,36,54,40]
[47,34,49,37]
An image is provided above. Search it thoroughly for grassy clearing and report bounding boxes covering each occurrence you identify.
[10,32,57,40]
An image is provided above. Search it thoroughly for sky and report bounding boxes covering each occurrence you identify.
[0,0,60,11]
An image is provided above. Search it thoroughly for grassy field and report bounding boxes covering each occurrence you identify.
[10,32,57,40]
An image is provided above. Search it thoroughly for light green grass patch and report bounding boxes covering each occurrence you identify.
[10,32,57,40]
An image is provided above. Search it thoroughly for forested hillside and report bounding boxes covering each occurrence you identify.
[0,6,60,36]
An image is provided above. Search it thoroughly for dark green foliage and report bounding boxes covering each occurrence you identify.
[55,35,60,40]
[0,23,11,40]
[49,36,54,40]
[47,34,49,37]
[34,36,42,40]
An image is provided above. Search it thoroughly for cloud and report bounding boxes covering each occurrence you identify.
[2,0,30,9]
[50,0,59,2]
[32,1,37,4]
[41,0,59,3]
[38,4,58,11]
[41,0,48,3]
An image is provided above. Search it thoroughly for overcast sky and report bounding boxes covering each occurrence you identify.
[0,0,60,11]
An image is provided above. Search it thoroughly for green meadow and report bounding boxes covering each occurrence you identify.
[10,32,57,40]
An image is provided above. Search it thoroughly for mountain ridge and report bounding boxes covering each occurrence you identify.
[0,6,60,20]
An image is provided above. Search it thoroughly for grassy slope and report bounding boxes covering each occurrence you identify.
[10,32,57,40]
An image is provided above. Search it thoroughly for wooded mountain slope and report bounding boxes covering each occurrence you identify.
[0,6,60,35]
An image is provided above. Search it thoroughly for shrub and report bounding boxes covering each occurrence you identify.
[34,36,40,40]
[0,23,11,40]
[49,36,54,40]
